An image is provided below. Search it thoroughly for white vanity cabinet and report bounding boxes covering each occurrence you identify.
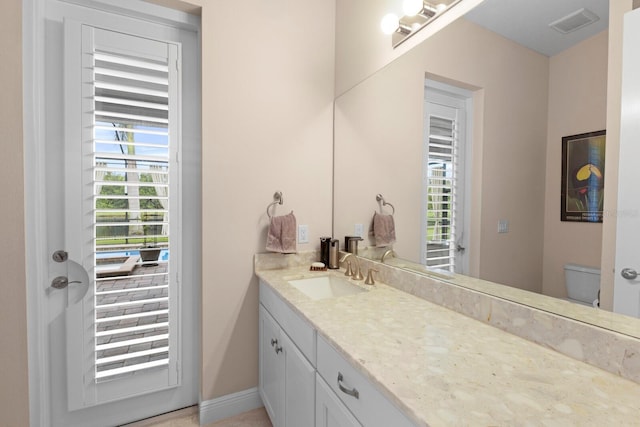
[259,280,416,427]
[259,283,316,427]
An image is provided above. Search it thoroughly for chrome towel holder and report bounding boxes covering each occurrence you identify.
[267,191,284,218]
[376,193,395,215]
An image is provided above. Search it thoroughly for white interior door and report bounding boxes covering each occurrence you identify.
[614,7,640,318]
[38,2,200,426]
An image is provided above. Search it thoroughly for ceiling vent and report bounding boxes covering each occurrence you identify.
[549,8,600,34]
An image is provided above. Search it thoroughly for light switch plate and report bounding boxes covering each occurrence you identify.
[355,223,364,237]
[498,219,509,233]
[298,224,309,243]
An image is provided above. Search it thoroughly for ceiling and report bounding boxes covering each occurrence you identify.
[464,0,609,57]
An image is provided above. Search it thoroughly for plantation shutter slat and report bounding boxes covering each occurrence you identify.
[93,45,172,382]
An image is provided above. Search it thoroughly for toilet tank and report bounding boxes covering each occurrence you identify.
[564,263,600,304]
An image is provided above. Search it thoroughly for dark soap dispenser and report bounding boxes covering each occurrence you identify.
[320,237,332,266]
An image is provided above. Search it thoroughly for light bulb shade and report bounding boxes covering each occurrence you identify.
[403,0,424,16]
[380,13,400,35]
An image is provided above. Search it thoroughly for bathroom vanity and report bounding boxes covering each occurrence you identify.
[256,253,640,426]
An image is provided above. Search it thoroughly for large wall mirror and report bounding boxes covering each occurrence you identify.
[333,0,640,338]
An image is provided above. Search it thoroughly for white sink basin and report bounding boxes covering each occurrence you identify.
[288,276,366,300]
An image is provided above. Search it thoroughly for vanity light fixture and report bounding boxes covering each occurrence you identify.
[381,0,460,48]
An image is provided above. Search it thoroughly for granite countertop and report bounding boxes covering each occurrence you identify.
[256,266,640,427]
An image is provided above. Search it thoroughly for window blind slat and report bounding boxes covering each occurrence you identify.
[97,347,169,366]
[94,52,169,72]
[95,81,168,99]
[95,360,169,379]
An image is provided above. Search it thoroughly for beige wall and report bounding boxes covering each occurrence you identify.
[541,31,608,299]
[334,18,549,293]
[197,0,335,401]
[0,1,30,425]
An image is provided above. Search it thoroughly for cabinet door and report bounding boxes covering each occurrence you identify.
[316,374,362,427]
[281,333,315,427]
[259,306,283,425]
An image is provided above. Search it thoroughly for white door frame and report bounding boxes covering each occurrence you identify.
[23,1,201,424]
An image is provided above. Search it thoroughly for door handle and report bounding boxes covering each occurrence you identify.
[621,268,638,280]
[51,276,82,290]
[49,249,89,295]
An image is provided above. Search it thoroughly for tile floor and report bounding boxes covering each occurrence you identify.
[123,406,272,427]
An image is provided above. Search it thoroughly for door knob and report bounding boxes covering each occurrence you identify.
[621,268,638,280]
[51,276,82,289]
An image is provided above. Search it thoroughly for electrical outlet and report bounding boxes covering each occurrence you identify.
[355,223,364,237]
[498,219,509,234]
[298,224,309,243]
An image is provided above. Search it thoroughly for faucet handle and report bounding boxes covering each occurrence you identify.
[352,264,364,281]
[364,269,378,285]
[344,261,353,277]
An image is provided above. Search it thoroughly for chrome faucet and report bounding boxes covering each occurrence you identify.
[381,249,396,264]
[340,253,364,280]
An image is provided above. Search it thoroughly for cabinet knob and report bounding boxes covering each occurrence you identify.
[271,338,278,347]
[274,345,283,354]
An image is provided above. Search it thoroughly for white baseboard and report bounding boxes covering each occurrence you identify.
[198,387,264,426]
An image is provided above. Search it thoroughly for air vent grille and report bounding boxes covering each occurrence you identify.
[549,8,599,34]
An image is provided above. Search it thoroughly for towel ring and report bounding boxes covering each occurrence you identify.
[376,193,395,215]
[267,191,284,218]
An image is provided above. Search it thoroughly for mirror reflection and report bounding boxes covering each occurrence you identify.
[334,0,640,336]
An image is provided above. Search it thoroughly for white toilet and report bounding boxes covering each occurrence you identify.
[564,263,601,307]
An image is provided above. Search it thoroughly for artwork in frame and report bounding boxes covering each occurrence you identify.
[561,130,606,223]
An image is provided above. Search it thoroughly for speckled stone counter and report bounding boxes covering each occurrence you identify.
[256,262,640,426]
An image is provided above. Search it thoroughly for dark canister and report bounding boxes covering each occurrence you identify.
[319,237,332,266]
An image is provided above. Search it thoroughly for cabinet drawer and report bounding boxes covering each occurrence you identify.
[316,373,362,427]
[316,335,416,427]
[260,281,316,365]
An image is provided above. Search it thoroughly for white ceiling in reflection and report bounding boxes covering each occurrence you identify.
[464,0,609,57]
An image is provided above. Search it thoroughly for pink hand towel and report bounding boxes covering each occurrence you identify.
[266,211,297,253]
[372,211,396,247]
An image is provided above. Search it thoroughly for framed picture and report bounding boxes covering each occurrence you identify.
[561,130,606,222]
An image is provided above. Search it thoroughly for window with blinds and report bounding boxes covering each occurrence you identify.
[92,48,172,381]
[425,114,458,271]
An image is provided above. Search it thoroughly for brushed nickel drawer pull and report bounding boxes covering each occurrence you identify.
[337,372,359,399]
